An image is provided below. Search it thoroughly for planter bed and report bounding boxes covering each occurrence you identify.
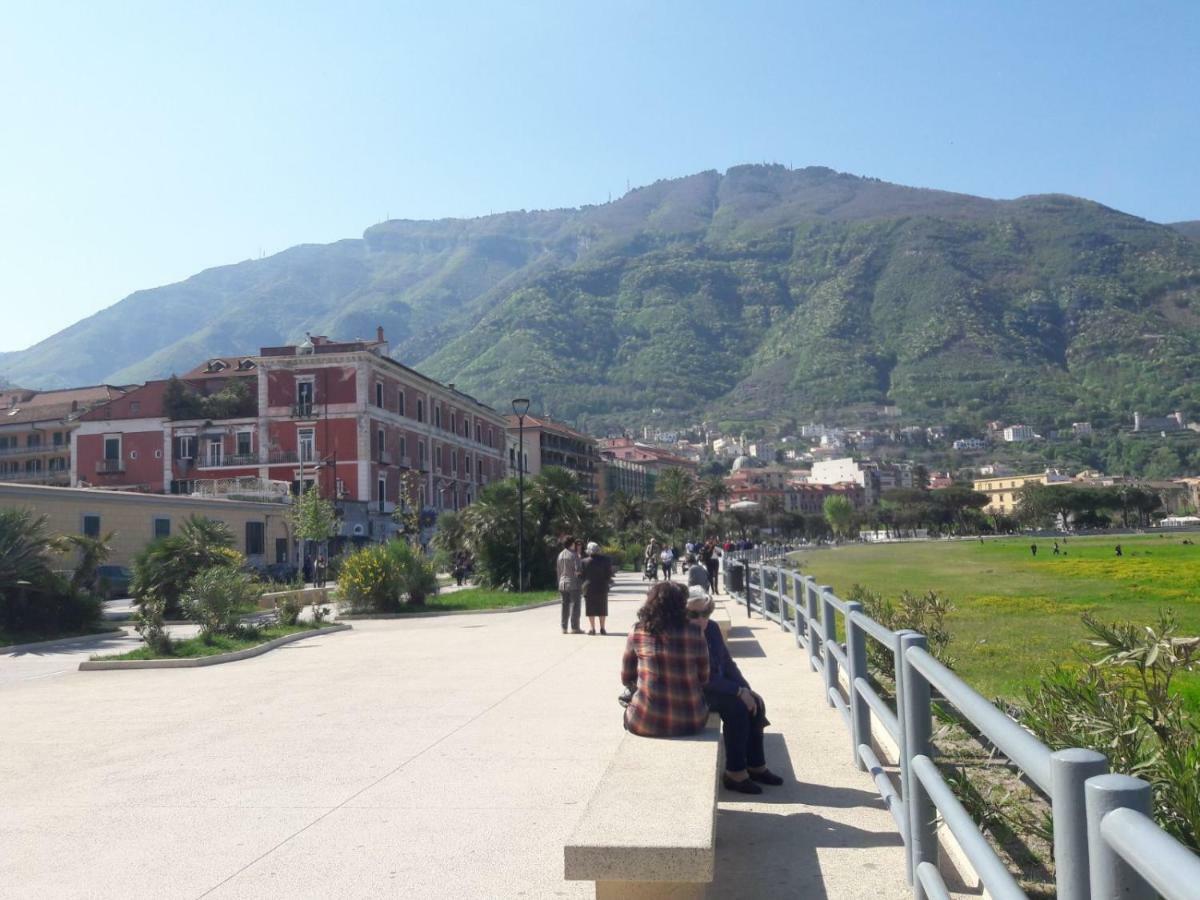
[80,623,351,670]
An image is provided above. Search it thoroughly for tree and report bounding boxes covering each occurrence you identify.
[700,475,729,521]
[823,495,856,540]
[651,468,703,537]
[130,516,241,616]
[605,492,643,534]
[290,486,339,567]
[392,469,424,545]
[63,531,114,595]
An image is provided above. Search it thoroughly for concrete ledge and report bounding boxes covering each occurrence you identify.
[78,624,352,670]
[565,716,721,889]
[2,629,125,655]
[339,598,559,619]
[259,586,331,610]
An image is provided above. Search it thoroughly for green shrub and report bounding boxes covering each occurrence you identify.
[181,565,259,640]
[274,592,304,627]
[130,516,242,617]
[1018,611,1200,852]
[847,584,956,675]
[134,595,171,655]
[338,540,438,613]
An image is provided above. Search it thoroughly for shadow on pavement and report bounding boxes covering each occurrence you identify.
[4,631,131,658]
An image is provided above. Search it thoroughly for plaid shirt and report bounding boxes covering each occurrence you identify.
[621,625,710,737]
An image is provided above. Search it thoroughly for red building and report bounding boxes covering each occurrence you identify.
[72,330,507,536]
[723,466,865,513]
[597,436,698,474]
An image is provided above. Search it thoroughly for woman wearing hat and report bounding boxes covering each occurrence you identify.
[687,589,784,794]
[580,541,614,635]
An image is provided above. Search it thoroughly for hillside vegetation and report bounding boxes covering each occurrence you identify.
[4,165,1199,437]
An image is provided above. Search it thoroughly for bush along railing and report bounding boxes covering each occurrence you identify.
[725,557,1200,900]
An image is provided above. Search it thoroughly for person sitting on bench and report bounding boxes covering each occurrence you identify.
[620,582,710,737]
[687,589,784,794]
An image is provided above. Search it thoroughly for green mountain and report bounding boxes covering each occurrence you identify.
[4,165,1199,434]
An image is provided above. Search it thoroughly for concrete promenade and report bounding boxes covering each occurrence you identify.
[1,571,908,898]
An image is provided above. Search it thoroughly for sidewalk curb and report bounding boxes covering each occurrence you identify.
[339,599,560,620]
[78,624,352,670]
[2,629,126,655]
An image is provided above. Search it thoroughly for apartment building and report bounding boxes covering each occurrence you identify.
[0,385,127,485]
[72,330,507,531]
[505,414,600,504]
[972,469,1072,515]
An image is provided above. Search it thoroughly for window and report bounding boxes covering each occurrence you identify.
[53,431,64,447]
[377,477,387,512]
[82,514,101,538]
[103,436,121,461]
[245,521,265,556]
[488,427,494,448]
[27,433,42,448]
[451,450,457,473]
[450,412,456,435]
[419,441,426,465]
[275,538,288,564]
[153,517,170,539]
[399,436,407,460]
[176,435,196,459]
[398,391,405,417]
[375,382,384,408]
[130,401,140,414]
[477,458,483,481]
[236,431,252,457]
[475,422,481,443]
[206,440,222,467]
[129,449,139,460]
[296,379,314,416]
[377,427,386,460]
[298,428,315,463]
[154,449,162,459]
[435,445,442,470]
[434,405,441,429]
[509,447,515,467]
[417,399,424,423]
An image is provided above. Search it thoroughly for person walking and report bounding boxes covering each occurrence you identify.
[644,538,661,582]
[580,541,614,635]
[701,539,720,594]
[659,545,674,581]
[314,554,327,589]
[686,554,710,592]
[557,534,584,634]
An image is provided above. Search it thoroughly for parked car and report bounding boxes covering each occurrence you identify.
[94,565,133,600]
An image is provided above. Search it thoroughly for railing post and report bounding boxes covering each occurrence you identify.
[804,576,819,672]
[1085,774,1154,900]
[775,566,786,628]
[1051,748,1108,900]
[759,561,769,617]
[791,572,804,647]
[900,632,935,899]
[893,628,914,885]
[820,586,838,707]
[844,603,871,771]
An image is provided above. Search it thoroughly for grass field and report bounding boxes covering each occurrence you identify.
[384,588,559,614]
[789,534,1200,711]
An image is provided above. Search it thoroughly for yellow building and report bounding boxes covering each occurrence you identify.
[972,471,1072,515]
[0,483,293,569]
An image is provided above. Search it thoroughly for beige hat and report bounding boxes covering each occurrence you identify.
[686,588,714,616]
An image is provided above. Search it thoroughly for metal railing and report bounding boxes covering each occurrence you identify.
[95,459,124,473]
[727,555,1200,900]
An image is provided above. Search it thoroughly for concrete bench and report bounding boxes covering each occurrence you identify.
[565,714,722,899]
[258,586,330,611]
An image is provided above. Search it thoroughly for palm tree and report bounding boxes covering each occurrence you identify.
[607,492,643,534]
[0,508,61,592]
[652,467,704,538]
[64,531,114,595]
[130,516,237,615]
[700,475,729,521]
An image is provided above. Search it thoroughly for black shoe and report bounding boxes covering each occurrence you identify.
[562,627,568,634]
[722,775,763,795]
[571,628,585,634]
[588,628,596,635]
[748,768,784,786]
[600,628,607,635]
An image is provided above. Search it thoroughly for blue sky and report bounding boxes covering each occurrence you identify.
[2,1,1197,352]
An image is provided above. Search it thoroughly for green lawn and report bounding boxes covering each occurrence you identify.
[96,624,325,661]
[390,588,559,614]
[789,535,1200,710]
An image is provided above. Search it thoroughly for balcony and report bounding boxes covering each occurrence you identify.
[195,453,260,469]
[292,402,316,419]
[95,459,125,474]
[0,469,70,485]
[378,450,393,465]
[0,444,56,458]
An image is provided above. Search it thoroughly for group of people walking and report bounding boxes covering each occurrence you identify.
[642,538,724,593]
[619,579,782,795]
[556,535,615,635]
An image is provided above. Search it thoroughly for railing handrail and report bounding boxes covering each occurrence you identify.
[724,556,1199,900]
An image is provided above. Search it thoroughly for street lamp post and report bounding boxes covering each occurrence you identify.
[512,398,530,592]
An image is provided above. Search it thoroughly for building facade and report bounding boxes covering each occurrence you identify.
[596,456,656,506]
[972,470,1072,515]
[505,414,600,504]
[71,331,507,536]
[0,386,127,486]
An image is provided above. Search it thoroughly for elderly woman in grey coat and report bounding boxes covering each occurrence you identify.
[580,541,615,635]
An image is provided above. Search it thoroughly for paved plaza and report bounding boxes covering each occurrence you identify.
[1,572,909,898]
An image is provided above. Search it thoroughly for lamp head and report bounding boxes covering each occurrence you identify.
[511,398,530,417]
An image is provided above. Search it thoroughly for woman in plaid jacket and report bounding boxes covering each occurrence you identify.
[620,582,710,737]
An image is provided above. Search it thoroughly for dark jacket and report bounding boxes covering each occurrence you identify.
[701,619,750,697]
[580,554,614,602]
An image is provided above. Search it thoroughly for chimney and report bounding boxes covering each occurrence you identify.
[376,325,385,343]
[448,383,456,392]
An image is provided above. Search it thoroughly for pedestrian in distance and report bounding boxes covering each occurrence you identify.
[314,554,327,589]
[644,538,661,582]
[686,554,710,592]
[1053,541,1060,556]
[1115,544,1123,557]
[660,545,674,581]
[1030,543,1037,557]
[580,541,614,635]
[701,539,720,595]
[557,534,584,634]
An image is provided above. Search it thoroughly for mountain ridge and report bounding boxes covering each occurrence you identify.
[3,165,1198,436]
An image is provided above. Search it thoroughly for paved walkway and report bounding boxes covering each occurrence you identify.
[0,571,908,898]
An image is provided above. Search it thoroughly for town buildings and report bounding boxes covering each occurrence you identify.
[504,413,600,504]
[71,331,508,539]
[598,436,698,474]
[972,469,1073,515]
[809,457,912,505]
[0,385,127,485]
[1002,425,1036,442]
[1133,411,1186,433]
[722,463,864,513]
[596,456,656,506]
